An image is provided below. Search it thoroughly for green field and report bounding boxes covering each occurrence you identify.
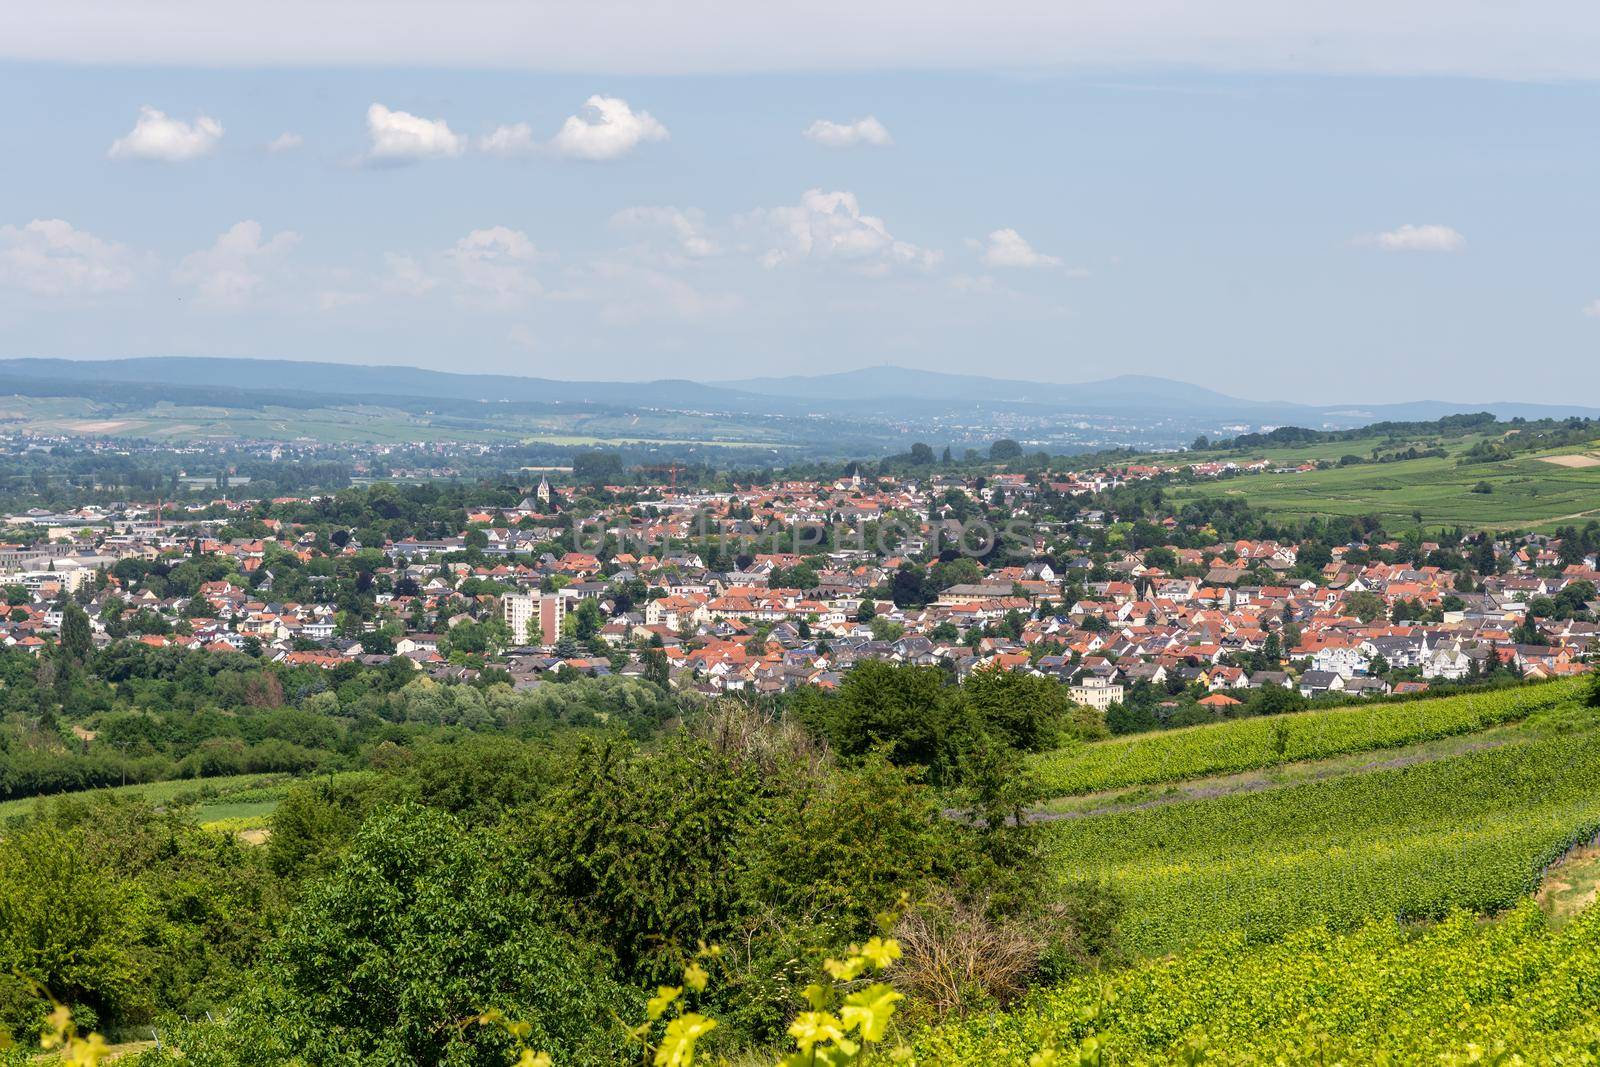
[1032,680,1577,797]
[0,393,807,448]
[1037,686,1600,958]
[0,772,294,824]
[920,901,1600,1064]
[1164,445,1600,530]
[932,684,1600,1061]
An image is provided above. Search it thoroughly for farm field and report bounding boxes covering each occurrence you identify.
[1031,679,1577,796]
[0,393,809,448]
[1162,446,1600,530]
[1162,429,1500,469]
[0,772,295,824]
[1037,686,1600,958]
[919,901,1600,1064]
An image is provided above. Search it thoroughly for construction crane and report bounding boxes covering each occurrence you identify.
[635,462,685,493]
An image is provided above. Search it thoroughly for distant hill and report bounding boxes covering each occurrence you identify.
[1,356,1596,428]
[0,357,766,412]
[723,366,1273,413]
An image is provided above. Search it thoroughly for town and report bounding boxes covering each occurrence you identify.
[4,441,1592,739]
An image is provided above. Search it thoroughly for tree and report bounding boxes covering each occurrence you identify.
[0,822,144,1033]
[962,667,1074,751]
[990,439,1024,462]
[245,805,625,1066]
[59,602,92,663]
[1345,591,1386,623]
[798,661,977,785]
[642,647,671,690]
[889,564,935,609]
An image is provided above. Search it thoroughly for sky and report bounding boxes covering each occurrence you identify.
[4,2,1600,404]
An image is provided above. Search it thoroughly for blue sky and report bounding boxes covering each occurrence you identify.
[3,3,1600,402]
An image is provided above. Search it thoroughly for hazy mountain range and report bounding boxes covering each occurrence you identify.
[3,357,1593,423]
[0,357,1595,452]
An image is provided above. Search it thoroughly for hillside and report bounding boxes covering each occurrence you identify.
[3,358,1599,455]
[919,680,1600,1062]
[1161,433,1600,531]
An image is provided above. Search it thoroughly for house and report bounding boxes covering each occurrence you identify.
[1298,670,1345,698]
[1311,644,1370,679]
[1422,645,1472,681]
[1068,677,1124,711]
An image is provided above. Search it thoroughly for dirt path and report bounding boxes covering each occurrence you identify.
[1537,837,1600,927]
[1483,506,1600,531]
[1029,730,1525,823]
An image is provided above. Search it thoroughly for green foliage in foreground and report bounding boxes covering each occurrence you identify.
[920,901,1600,1064]
[156,806,629,1067]
[1032,680,1575,797]
[1046,727,1600,957]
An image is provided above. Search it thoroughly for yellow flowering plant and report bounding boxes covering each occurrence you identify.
[475,925,914,1067]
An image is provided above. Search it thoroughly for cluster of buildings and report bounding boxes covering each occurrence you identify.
[0,466,1592,713]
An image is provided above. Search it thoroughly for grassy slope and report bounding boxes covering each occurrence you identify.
[1031,680,1579,796]
[920,903,1600,1064]
[0,393,800,447]
[1039,688,1600,957]
[0,772,293,824]
[1160,439,1600,530]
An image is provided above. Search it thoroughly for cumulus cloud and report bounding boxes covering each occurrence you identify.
[176,221,300,305]
[977,228,1063,269]
[108,106,222,162]
[365,103,465,163]
[383,252,438,297]
[1358,223,1466,253]
[610,206,719,257]
[549,96,668,161]
[445,226,543,307]
[754,189,939,274]
[477,122,537,156]
[0,219,137,296]
[584,259,741,323]
[803,116,893,148]
[267,131,303,152]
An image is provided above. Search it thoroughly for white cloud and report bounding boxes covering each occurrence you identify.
[267,131,303,152]
[365,103,465,163]
[1358,223,1466,253]
[445,226,543,307]
[754,189,940,274]
[478,122,537,156]
[803,116,892,148]
[0,219,136,296]
[508,323,540,351]
[549,96,668,161]
[611,206,718,258]
[1583,299,1600,318]
[108,106,222,162]
[383,253,438,297]
[586,259,741,323]
[176,221,300,305]
[977,228,1063,268]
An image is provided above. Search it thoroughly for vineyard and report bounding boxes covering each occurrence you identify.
[1032,679,1578,797]
[918,901,1600,1064]
[1044,726,1600,956]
